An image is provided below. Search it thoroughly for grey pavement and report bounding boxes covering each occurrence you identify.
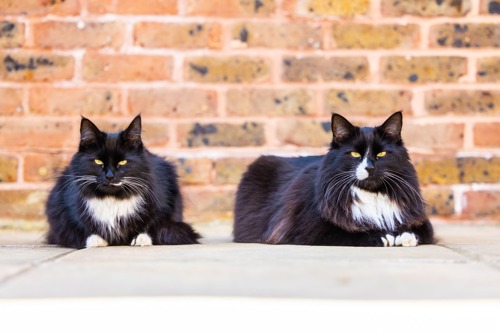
[0,222,499,331]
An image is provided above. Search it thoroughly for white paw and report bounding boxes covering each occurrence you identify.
[395,232,418,247]
[381,234,395,247]
[85,234,108,248]
[131,233,153,246]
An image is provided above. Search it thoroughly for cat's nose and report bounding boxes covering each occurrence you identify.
[365,160,375,175]
[105,169,115,180]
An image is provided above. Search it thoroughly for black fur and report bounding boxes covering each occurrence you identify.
[46,115,200,249]
[233,112,434,246]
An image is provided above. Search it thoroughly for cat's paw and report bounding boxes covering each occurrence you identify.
[85,234,108,248]
[381,234,395,247]
[395,232,418,247]
[131,233,153,247]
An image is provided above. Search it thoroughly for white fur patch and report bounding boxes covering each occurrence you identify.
[85,234,108,248]
[85,195,143,231]
[381,234,395,247]
[351,186,402,231]
[395,232,418,247]
[131,233,153,246]
[355,157,369,180]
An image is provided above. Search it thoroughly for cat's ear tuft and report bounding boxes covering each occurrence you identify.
[79,117,103,149]
[379,111,403,140]
[331,113,355,143]
[122,115,143,148]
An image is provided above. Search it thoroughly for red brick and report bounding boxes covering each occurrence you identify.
[0,21,24,48]
[332,23,419,49]
[0,119,75,149]
[325,90,412,116]
[179,122,265,148]
[0,0,79,16]
[134,22,222,49]
[425,90,500,115]
[402,123,465,150]
[174,158,213,185]
[277,120,332,147]
[227,89,316,116]
[88,0,177,15]
[477,57,500,82]
[298,0,370,17]
[33,21,125,50]
[0,189,48,220]
[0,155,18,183]
[185,0,276,17]
[462,191,500,219]
[430,24,500,48]
[128,88,217,117]
[282,56,369,82]
[0,53,74,82]
[182,187,236,222]
[382,0,471,16]
[83,54,172,82]
[24,153,71,182]
[231,22,322,49]
[474,123,500,148]
[0,88,23,115]
[29,87,120,116]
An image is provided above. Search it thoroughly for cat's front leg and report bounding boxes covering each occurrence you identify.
[130,233,153,246]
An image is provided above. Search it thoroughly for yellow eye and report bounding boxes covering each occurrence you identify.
[350,152,361,158]
[377,151,387,158]
[118,160,127,166]
[94,159,103,165]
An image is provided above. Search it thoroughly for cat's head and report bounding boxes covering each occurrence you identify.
[71,115,149,197]
[325,111,414,193]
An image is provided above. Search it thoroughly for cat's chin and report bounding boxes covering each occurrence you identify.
[355,179,384,192]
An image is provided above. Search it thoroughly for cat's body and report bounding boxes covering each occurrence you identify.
[46,115,200,249]
[234,112,434,247]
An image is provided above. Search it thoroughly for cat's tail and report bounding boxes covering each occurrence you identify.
[153,222,201,245]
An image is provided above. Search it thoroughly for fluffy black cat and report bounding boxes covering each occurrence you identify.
[46,115,200,249]
[234,112,434,247]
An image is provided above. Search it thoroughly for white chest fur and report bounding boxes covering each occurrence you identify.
[351,186,402,231]
[84,195,144,229]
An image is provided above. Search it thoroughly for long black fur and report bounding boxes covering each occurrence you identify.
[46,115,200,249]
[233,112,434,246]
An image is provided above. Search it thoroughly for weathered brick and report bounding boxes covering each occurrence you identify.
[457,157,500,184]
[0,53,74,82]
[0,155,18,183]
[414,157,460,186]
[0,22,24,48]
[332,24,419,49]
[403,123,464,150]
[182,187,236,222]
[128,88,217,117]
[0,0,79,15]
[185,0,276,17]
[0,119,75,149]
[477,57,500,82]
[215,158,254,185]
[88,0,177,14]
[33,21,125,50]
[29,87,120,116]
[179,122,265,147]
[380,56,466,84]
[425,90,500,115]
[0,190,48,220]
[231,22,322,49]
[325,90,412,116]
[185,56,271,83]
[226,89,315,116]
[430,24,500,48]
[24,153,71,182]
[83,54,172,82]
[480,0,500,14]
[299,0,370,17]
[282,56,368,82]
[277,120,331,147]
[381,0,470,16]
[474,123,500,148]
[422,188,455,216]
[462,191,500,219]
[134,22,221,49]
[0,88,23,115]
[174,158,213,185]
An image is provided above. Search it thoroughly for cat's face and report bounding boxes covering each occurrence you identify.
[71,115,149,197]
[327,112,412,192]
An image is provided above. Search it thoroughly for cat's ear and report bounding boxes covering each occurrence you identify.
[379,111,403,140]
[122,115,143,148]
[80,117,103,149]
[331,113,355,143]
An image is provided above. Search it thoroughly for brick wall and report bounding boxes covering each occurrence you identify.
[0,0,499,229]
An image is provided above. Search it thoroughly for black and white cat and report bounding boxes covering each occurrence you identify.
[233,112,434,247]
[46,115,200,249]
